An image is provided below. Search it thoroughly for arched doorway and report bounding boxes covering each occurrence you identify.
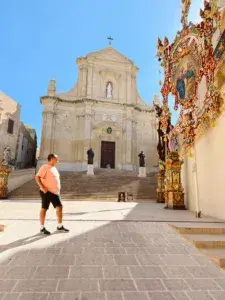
[100,141,116,168]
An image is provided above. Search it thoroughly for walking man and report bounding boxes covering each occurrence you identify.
[35,153,69,235]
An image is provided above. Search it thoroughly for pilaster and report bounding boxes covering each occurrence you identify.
[126,72,132,103]
[87,64,94,98]
[79,66,87,97]
[40,110,54,159]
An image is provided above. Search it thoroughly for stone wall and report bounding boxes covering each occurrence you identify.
[0,92,21,162]
[38,99,157,173]
[181,113,225,220]
[17,123,37,169]
[8,168,35,193]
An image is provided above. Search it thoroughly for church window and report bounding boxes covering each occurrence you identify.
[7,118,14,134]
[106,82,113,98]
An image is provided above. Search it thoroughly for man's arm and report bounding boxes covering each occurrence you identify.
[35,166,48,193]
[35,175,47,193]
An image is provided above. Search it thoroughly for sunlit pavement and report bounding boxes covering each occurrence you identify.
[0,201,225,299]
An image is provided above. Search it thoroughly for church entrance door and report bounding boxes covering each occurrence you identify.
[101,141,115,169]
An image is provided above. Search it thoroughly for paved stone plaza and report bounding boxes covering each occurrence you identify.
[0,201,225,299]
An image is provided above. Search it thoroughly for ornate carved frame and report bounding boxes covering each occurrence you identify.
[157,0,221,157]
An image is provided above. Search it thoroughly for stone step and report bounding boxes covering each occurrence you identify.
[10,193,155,201]
[9,196,156,202]
[170,224,225,269]
[184,234,225,249]
[10,169,157,201]
[200,249,225,268]
[170,224,225,235]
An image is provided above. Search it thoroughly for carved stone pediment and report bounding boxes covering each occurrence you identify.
[86,46,134,65]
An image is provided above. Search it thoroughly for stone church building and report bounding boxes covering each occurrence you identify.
[38,46,158,172]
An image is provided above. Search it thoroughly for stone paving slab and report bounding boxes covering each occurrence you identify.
[0,201,224,223]
[0,202,224,299]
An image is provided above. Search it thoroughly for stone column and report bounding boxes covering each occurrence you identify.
[76,115,85,162]
[132,120,138,169]
[84,114,92,143]
[125,118,132,167]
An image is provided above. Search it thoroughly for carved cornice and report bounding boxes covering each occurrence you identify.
[40,96,155,113]
[42,110,55,115]
[76,114,85,119]
[76,114,93,120]
[85,114,92,120]
[79,65,87,71]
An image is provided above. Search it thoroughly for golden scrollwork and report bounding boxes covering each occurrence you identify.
[0,163,11,199]
[164,151,186,210]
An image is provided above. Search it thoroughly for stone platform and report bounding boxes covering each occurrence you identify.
[0,202,224,299]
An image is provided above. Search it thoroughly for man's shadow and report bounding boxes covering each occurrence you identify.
[0,232,51,254]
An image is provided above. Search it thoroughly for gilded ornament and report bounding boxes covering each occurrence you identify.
[0,162,11,199]
[156,0,221,149]
[164,151,186,210]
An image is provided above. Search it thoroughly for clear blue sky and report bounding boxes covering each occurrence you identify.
[0,0,202,146]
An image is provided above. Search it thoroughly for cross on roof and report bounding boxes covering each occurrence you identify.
[107,36,114,46]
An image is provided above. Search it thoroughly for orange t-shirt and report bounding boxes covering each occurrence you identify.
[36,164,61,195]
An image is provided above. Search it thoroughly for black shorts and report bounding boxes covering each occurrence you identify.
[40,191,62,210]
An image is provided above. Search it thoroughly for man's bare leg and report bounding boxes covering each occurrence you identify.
[40,208,47,226]
[40,208,51,234]
[56,206,63,224]
[56,206,69,232]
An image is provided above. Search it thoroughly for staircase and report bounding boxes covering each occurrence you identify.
[9,168,157,202]
[170,224,225,268]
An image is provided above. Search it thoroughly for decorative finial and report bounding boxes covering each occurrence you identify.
[181,0,191,27]
[47,78,56,97]
[107,36,114,46]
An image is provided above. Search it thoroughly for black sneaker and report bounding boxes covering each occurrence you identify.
[40,227,51,235]
[57,226,69,233]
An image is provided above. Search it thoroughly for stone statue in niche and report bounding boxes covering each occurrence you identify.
[106,82,112,98]
[138,151,145,167]
[2,147,11,166]
[87,148,95,165]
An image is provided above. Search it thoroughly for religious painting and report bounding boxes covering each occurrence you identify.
[175,61,196,102]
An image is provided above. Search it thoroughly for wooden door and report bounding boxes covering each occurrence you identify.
[101,141,115,169]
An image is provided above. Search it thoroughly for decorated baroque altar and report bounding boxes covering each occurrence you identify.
[155,0,222,211]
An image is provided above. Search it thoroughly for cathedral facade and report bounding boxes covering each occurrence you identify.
[38,46,158,173]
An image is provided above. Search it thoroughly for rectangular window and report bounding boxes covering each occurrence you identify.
[7,119,14,134]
